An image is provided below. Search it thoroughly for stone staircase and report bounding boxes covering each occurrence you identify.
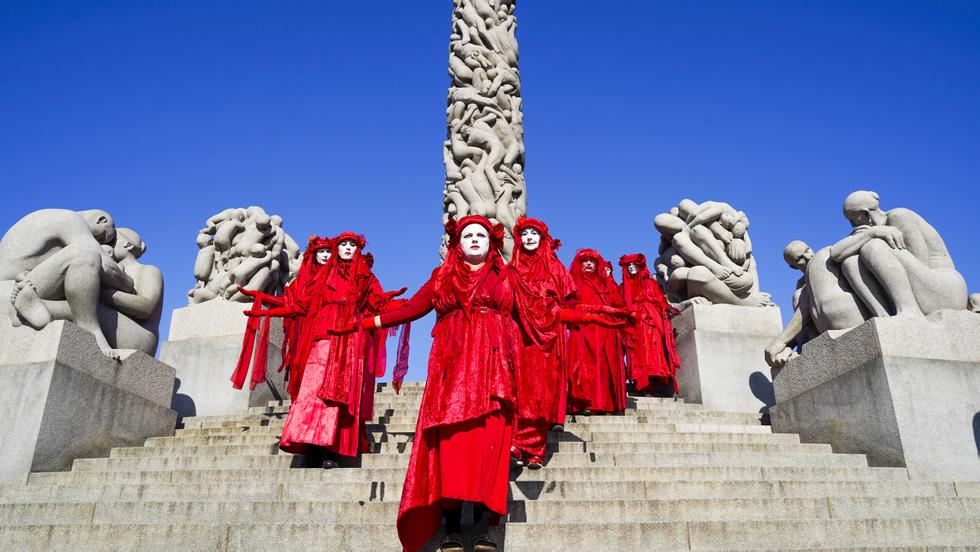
[1,382,977,551]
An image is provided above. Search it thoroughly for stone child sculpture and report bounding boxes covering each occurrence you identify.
[654,199,773,307]
[0,209,161,358]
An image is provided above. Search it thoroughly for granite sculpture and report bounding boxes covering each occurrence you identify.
[0,208,163,357]
[654,199,773,307]
[442,0,526,260]
[766,191,970,370]
[187,206,300,305]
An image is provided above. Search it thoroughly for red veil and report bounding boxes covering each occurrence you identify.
[231,235,332,394]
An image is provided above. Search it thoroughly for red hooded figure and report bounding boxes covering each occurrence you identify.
[231,235,332,398]
[277,232,401,463]
[363,215,518,551]
[566,249,628,414]
[620,253,681,395]
[508,217,576,466]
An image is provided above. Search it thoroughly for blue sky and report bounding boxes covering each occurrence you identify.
[1,1,977,380]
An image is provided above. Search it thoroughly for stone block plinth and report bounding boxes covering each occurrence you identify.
[160,299,285,420]
[771,310,980,481]
[673,304,782,415]
[0,320,177,483]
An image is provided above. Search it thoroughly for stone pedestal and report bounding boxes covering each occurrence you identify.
[673,304,782,415]
[771,310,980,481]
[160,299,285,420]
[0,320,177,483]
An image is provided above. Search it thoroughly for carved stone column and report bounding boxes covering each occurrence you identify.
[442,0,526,260]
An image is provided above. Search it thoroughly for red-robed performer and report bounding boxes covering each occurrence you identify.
[278,233,403,467]
[566,249,629,415]
[507,217,576,469]
[349,216,516,552]
[232,235,332,399]
[619,253,681,396]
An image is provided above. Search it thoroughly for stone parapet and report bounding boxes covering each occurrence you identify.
[0,320,176,483]
[674,304,782,415]
[161,299,285,420]
[772,310,980,481]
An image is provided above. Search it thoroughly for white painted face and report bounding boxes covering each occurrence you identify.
[520,227,540,252]
[460,223,490,263]
[627,263,639,275]
[315,249,331,265]
[337,239,358,261]
[581,259,597,273]
[604,265,612,277]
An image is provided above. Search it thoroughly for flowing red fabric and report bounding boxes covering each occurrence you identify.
[376,215,518,552]
[566,249,628,414]
[508,217,575,456]
[620,254,681,393]
[279,232,398,457]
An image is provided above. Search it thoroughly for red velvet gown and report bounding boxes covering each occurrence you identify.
[377,262,518,552]
[622,272,681,394]
[278,255,390,458]
[509,232,575,458]
[566,261,628,414]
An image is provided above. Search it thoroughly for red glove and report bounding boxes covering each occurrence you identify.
[328,317,377,335]
[243,305,298,318]
[559,309,627,328]
[576,304,631,318]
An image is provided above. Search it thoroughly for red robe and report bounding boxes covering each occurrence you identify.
[279,252,390,457]
[378,260,518,552]
[508,227,575,457]
[566,254,627,414]
[622,263,681,394]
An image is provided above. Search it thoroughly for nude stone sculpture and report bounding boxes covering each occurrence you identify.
[0,209,163,358]
[654,199,773,307]
[828,191,967,319]
[187,206,300,305]
[442,0,526,261]
[765,191,970,371]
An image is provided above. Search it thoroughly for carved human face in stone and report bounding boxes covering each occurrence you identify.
[581,259,597,274]
[460,223,490,263]
[520,228,540,252]
[80,209,117,245]
[782,240,813,272]
[627,263,639,275]
[315,248,331,265]
[337,240,358,261]
[843,191,887,227]
[113,228,145,261]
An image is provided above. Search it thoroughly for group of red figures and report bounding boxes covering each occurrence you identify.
[231,215,680,552]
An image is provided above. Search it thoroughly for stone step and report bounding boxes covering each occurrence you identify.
[147,429,803,449]
[29,465,912,486]
[3,479,962,505]
[2,496,978,527]
[179,409,762,428]
[125,439,834,458]
[358,451,870,469]
[2,518,977,550]
[80,449,870,472]
[249,400,701,416]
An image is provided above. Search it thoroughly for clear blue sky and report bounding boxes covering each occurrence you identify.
[1,1,977,380]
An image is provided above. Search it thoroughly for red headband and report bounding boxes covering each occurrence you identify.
[332,231,366,250]
[306,235,333,252]
[445,215,505,250]
[618,253,647,268]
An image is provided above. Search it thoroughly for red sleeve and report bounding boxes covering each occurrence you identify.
[378,276,436,328]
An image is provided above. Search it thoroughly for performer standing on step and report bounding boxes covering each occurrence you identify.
[566,249,630,416]
[620,253,681,397]
[348,216,516,552]
[233,235,332,400]
[275,232,404,468]
[507,217,575,469]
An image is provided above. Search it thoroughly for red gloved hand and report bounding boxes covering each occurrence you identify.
[587,313,627,329]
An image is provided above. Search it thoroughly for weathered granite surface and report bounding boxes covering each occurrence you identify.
[0,320,176,483]
[674,303,782,415]
[161,299,285,420]
[772,310,980,481]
